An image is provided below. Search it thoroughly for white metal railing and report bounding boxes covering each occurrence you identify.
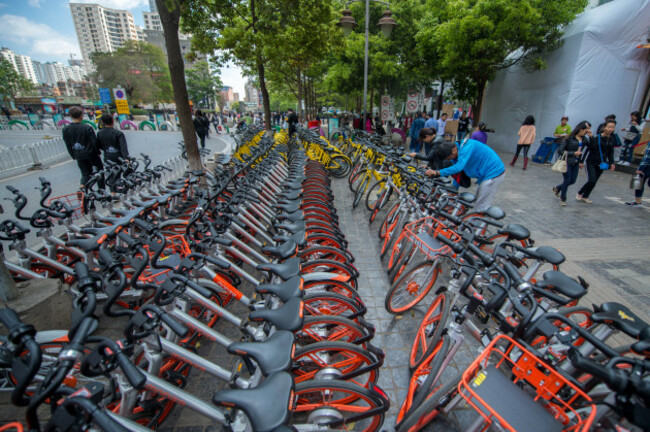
[0,138,68,173]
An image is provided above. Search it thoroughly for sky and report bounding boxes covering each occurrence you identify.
[0,0,246,95]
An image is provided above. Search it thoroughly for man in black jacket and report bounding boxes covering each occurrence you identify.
[97,114,129,163]
[62,106,104,190]
[287,108,299,137]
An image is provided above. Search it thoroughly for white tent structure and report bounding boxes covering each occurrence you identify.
[481,0,650,155]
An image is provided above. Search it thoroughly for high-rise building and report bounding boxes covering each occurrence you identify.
[15,54,38,84]
[220,86,234,102]
[0,47,18,71]
[244,80,260,105]
[149,0,158,13]
[70,2,143,66]
[143,11,162,31]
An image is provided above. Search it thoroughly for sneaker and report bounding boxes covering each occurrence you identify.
[581,197,593,204]
[552,186,560,197]
[575,194,583,201]
[621,161,631,166]
[625,201,642,207]
[560,200,567,206]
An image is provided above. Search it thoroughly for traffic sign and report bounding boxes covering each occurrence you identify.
[407,100,417,112]
[113,88,127,100]
[98,88,112,104]
[112,88,129,114]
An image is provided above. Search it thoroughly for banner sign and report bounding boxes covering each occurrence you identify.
[113,88,130,114]
[381,95,392,121]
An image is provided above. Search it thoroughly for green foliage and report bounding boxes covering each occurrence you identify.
[0,58,33,101]
[185,60,222,107]
[91,40,172,104]
[420,0,588,118]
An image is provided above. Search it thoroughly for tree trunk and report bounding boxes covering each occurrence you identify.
[436,79,445,118]
[472,77,487,123]
[296,68,303,122]
[257,60,271,131]
[156,0,201,171]
[369,88,374,118]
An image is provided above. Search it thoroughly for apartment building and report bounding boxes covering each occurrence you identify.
[143,11,162,31]
[69,2,143,66]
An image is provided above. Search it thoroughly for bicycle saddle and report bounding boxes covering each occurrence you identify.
[281,179,303,191]
[66,233,106,252]
[498,224,530,241]
[279,189,301,201]
[257,257,301,280]
[256,275,303,302]
[248,297,303,332]
[458,191,476,203]
[262,240,298,261]
[276,210,304,224]
[275,201,301,213]
[484,206,506,220]
[274,230,306,248]
[214,374,293,430]
[527,246,565,265]
[537,271,586,300]
[227,331,294,376]
[592,302,648,338]
[274,220,305,235]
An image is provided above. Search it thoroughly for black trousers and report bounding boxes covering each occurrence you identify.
[77,156,105,189]
[197,133,206,148]
[577,163,603,198]
[514,144,530,158]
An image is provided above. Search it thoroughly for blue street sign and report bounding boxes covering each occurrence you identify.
[98,88,112,104]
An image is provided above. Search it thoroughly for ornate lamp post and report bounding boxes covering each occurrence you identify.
[338,1,396,126]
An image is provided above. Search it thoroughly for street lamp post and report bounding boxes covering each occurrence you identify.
[338,1,396,128]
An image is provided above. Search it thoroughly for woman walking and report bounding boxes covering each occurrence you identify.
[619,111,644,166]
[575,119,616,203]
[510,115,536,170]
[553,121,589,206]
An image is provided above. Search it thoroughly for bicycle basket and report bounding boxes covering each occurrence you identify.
[397,216,461,260]
[47,192,84,220]
[459,334,595,432]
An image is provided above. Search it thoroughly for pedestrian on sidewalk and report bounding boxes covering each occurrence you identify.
[576,119,616,204]
[547,115,572,165]
[428,140,505,212]
[62,106,105,191]
[553,121,588,206]
[409,111,426,154]
[409,128,445,163]
[97,114,130,193]
[2,106,11,121]
[193,110,210,149]
[619,111,644,166]
[469,122,491,144]
[457,111,469,143]
[510,115,536,170]
[625,138,650,207]
[424,112,436,129]
[436,113,448,139]
[287,108,299,137]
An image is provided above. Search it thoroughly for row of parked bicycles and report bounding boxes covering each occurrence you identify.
[0,127,394,431]
[332,128,649,431]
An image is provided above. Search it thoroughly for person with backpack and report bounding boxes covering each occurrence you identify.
[97,114,130,193]
[193,110,210,149]
[62,106,105,191]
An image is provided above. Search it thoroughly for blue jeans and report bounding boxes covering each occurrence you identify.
[410,138,420,153]
[457,131,467,143]
[556,163,579,201]
[621,137,640,163]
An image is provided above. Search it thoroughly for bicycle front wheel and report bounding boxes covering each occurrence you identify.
[410,291,450,370]
[385,259,440,314]
[329,155,352,178]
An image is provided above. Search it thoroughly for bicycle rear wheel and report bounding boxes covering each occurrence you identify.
[295,315,370,346]
[409,291,450,370]
[292,379,387,432]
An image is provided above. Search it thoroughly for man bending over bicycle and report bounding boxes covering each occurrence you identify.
[428,141,505,212]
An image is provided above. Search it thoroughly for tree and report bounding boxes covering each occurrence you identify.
[0,58,33,104]
[186,60,223,108]
[156,0,201,171]
[419,0,588,121]
[91,40,172,104]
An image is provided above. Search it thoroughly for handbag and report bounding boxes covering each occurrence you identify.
[551,151,567,173]
[624,131,638,141]
[597,135,610,170]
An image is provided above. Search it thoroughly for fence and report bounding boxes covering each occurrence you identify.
[0,139,69,173]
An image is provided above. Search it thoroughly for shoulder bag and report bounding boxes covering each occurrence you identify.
[552,151,567,173]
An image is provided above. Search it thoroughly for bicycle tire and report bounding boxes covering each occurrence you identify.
[378,202,400,240]
[365,180,387,212]
[410,291,450,370]
[292,341,379,387]
[302,292,365,320]
[292,379,387,432]
[385,259,440,314]
[295,315,370,346]
[380,210,406,259]
[298,245,355,264]
[395,372,462,432]
[348,163,364,191]
[397,335,450,426]
[388,241,417,285]
[329,155,352,178]
[302,279,358,299]
[353,176,369,209]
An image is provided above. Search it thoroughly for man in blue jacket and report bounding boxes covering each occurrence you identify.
[428,140,505,212]
[409,112,426,154]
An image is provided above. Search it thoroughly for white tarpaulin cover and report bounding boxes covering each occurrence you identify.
[481,0,650,154]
